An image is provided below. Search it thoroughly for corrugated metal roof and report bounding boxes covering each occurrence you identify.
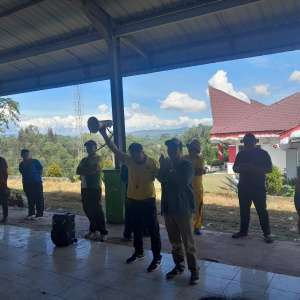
[1,0,300,95]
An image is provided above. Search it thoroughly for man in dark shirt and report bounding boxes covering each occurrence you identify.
[0,157,8,223]
[232,133,273,243]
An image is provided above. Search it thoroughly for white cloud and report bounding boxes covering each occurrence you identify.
[158,92,207,113]
[98,104,109,113]
[207,70,250,103]
[289,70,300,84]
[124,103,152,119]
[253,84,271,96]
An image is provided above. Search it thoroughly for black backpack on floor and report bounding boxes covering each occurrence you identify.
[51,213,78,246]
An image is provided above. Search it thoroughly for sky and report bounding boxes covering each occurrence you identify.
[5,49,300,136]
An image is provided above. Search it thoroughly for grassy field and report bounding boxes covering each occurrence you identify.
[7,173,300,241]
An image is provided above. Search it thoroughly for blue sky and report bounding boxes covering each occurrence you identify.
[5,49,300,136]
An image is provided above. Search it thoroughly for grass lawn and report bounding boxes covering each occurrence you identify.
[7,174,300,241]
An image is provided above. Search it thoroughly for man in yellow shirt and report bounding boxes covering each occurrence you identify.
[99,128,162,273]
[76,140,107,241]
[182,140,205,235]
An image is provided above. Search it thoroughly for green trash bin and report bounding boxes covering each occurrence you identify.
[102,168,126,224]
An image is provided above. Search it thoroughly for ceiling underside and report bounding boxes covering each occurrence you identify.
[1,0,300,96]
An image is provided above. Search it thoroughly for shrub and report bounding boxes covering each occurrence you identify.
[266,165,282,195]
[282,184,295,197]
[7,167,12,175]
[47,162,62,177]
[210,159,223,166]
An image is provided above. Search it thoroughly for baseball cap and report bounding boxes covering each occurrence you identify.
[186,140,201,151]
[165,138,183,148]
[84,140,97,147]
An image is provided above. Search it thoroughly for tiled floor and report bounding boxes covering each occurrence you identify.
[0,225,299,300]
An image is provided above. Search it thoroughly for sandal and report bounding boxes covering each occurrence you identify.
[264,235,274,243]
[232,231,247,238]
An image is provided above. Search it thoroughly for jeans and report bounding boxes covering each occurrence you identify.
[238,188,271,236]
[0,188,8,217]
[23,182,44,217]
[81,188,108,235]
[128,198,161,259]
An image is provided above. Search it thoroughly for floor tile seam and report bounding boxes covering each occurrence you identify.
[231,278,273,289]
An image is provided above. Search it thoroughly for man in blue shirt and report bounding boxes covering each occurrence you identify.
[19,149,44,220]
[158,138,199,285]
[233,133,273,243]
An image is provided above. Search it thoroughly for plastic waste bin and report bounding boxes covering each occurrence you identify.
[102,168,126,224]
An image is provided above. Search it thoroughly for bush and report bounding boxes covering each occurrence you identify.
[210,159,223,166]
[282,184,295,197]
[47,162,62,177]
[266,165,282,195]
[7,167,12,175]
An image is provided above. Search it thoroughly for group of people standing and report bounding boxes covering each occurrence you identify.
[1,131,300,286]
[0,149,44,223]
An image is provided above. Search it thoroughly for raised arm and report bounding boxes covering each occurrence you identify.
[99,128,125,162]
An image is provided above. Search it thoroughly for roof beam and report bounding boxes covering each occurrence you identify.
[0,0,46,18]
[114,0,263,37]
[0,31,101,65]
[121,36,150,60]
[77,0,113,44]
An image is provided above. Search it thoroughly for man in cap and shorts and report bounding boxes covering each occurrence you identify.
[77,140,108,241]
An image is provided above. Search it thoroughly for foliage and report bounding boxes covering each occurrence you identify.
[46,162,63,177]
[282,171,298,186]
[282,185,295,197]
[0,97,20,133]
[220,174,239,193]
[7,167,12,175]
[210,159,223,166]
[102,158,114,183]
[266,165,282,195]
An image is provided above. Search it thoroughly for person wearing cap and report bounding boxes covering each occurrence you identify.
[19,149,44,220]
[232,133,273,243]
[0,156,9,222]
[294,176,300,235]
[99,128,162,273]
[76,140,108,241]
[182,140,205,235]
[158,137,200,285]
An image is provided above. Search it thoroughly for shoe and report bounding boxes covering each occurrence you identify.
[1,215,7,223]
[264,235,274,243]
[123,235,133,241]
[25,215,35,220]
[126,252,145,264]
[166,266,184,279]
[85,231,100,239]
[147,257,162,272]
[100,234,108,241]
[190,272,200,285]
[35,216,43,220]
[194,228,202,235]
[232,231,248,238]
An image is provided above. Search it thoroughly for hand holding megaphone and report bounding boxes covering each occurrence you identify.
[87,117,113,134]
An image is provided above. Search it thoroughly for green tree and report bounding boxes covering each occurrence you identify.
[266,165,282,195]
[0,97,20,133]
[46,162,63,177]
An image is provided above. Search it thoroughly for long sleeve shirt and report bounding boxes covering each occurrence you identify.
[157,158,195,216]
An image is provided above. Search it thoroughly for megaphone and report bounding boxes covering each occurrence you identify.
[87,117,113,133]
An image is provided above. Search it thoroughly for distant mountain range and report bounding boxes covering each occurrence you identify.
[127,127,189,138]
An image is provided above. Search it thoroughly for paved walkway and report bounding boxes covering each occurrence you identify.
[0,224,300,299]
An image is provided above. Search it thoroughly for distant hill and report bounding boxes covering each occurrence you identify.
[127,127,189,138]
